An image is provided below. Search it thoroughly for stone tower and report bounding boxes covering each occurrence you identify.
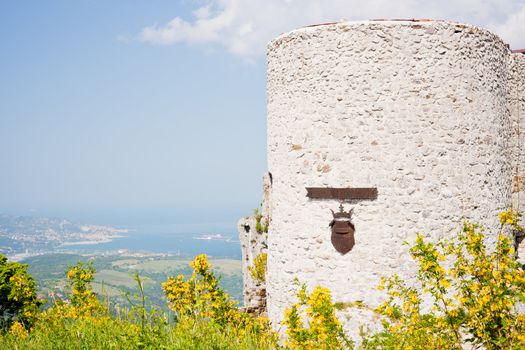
[240,19,525,337]
[240,20,525,335]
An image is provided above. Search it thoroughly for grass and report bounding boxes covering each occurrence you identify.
[127,258,241,275]
[111,259,141,268]
[95,270,151,288]
[131,259,189,273]
[0,314,274,350]
[91,282,124,297]
[208,259,242,275]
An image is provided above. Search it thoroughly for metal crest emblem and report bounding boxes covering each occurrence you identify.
[329,204,355,254]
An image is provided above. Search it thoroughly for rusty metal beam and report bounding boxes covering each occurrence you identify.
[306,187,378,200]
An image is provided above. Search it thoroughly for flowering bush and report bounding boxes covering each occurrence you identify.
[0,254,42,331]
[248,253,267,284]
[162,254,277,347]
[362,210,525,349]
[0,256,278,349]
[8,321,28,338]
[46,261,108,321]
[283,280,353,349]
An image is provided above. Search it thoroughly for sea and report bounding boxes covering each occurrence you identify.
[62,223,242,259]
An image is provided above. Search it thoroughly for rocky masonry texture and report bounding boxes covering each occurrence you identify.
[265,20,518,336]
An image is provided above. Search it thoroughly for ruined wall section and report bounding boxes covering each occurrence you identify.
[508,52,525,263]
[509,53,525,209]
[237,173,271,315]
[266,20,512,336]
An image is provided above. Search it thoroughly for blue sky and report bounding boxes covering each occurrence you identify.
[1,0,524,227]
[0,1,266,226]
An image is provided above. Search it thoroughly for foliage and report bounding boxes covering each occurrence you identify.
[47,261,109,320]
[0,314,276,350]
[248,253,267,284]
[361,209,525,350]
[166,315,276,350]
[0,254,43,331]
[1,256,277,349]
[283,280,353,350]
[254,208,269,234]
[123,272,154,343]
[67,261,98,310]
[162,254,278,347]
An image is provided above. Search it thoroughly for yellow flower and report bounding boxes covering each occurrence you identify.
[439,279,451,288]
[409,293,418,303]
[389,324,401,333]
[9,321,28,338]
[189,254,211,272]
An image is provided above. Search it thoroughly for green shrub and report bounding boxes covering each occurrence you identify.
[360,209,525,349]
[283,280,354,350]
[0,254,43,331]
[162,254,278,347]
[248,253,267,284]
[253,208,269,234]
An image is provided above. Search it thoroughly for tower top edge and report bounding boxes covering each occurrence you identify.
[267,19,510,52]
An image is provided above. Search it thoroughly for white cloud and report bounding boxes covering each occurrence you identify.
[139,0,525,57]
[193,5,212,20]
[489,3,525,50]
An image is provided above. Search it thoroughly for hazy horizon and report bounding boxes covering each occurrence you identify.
[0,207,245,230]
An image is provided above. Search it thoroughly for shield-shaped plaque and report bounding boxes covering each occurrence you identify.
[329,205,355,254]
[330,221,355,254]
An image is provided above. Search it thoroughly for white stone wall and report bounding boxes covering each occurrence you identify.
[266,20,513,337]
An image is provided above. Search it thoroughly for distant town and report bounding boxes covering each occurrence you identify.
[0,214,127,259]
